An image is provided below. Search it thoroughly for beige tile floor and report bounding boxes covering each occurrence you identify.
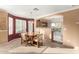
[0,38,79,54]
[0,38,21,54]
[9,46,47,54]
[43,47,79,54]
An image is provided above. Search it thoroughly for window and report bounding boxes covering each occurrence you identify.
[28,21,33,33]
[9,17,13,35]
[22,20,26,32]
[16,19,26,33]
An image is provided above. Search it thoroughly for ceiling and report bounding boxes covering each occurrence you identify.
[0,5,74,18]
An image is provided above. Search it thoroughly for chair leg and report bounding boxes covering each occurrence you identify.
[37,41,39,48]
[21,39,23,44]
[25,41,28,46]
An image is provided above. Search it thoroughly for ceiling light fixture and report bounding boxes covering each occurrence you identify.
[51,23,56,27]
[33,8,39,11]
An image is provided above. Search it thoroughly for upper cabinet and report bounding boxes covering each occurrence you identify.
[0,10,8,30]
[36,19,48,27]
[0,9,8,43]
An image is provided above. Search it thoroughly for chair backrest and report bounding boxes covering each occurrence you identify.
[39,34,43,41]
[35,34,43,41]
[27,32,34,36]
[21,33,27,40]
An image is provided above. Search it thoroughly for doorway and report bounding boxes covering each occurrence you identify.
[48,15,63,43]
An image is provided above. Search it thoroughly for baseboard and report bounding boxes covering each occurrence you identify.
[52,40,63,44]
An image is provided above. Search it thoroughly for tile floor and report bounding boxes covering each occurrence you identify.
[0,38,78,54]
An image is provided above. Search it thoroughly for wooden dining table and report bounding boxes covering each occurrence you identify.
[25,33,37,45]
[25,32,43,47]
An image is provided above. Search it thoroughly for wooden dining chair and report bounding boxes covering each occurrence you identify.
[21,33,28,45]
[33,34,43,48]
[25,34,34,46]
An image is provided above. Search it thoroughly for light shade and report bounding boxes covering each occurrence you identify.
[33,8,39,11]
[51,23,55,27]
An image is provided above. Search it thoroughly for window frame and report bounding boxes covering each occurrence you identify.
[8,13,34,41]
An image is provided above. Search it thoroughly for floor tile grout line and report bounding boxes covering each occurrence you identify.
[40,46,48,54]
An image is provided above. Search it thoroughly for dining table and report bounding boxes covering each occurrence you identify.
[25,33,37,45]
[25,33,43,47]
